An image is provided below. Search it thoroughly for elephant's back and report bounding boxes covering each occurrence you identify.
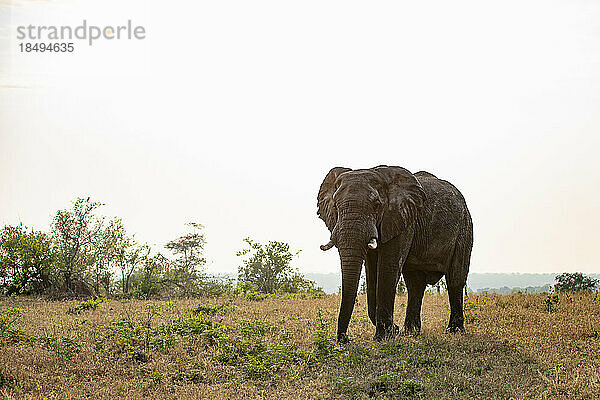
[414,171,438,179]
[415,172,469,212]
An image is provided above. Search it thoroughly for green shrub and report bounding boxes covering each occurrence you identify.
[216,337,306,379]
[398,379,425,397]
[463,299,479,324]
[244,291,269,301]
[333,376,360,397]
[35,333,81,357]
[312,309,339,360]
[190,301,232,316]
[95,303,226,362]
[195,275,235,297]
[545,293,560,312]
[345,344,372,365]
[238,319,274,337]
[172,367,206,384]
[236,238,324,296]
[167,315,223,344]
[368,373,424,398]
[67,297,104,314]
[0,308,26,345]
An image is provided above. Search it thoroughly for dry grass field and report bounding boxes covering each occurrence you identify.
[1,292,599,399]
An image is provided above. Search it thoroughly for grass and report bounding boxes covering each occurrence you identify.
[0,292,599,399]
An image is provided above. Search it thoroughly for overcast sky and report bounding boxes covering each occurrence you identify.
[1,0,599,275]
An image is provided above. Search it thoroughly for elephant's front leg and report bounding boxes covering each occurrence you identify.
[365,250,378,326]
[373,237,411,341]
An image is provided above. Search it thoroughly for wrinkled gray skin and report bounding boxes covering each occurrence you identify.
[317,166,473,342]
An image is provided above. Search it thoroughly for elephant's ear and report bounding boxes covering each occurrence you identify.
[317,167,351,232]
[374,166,426,243]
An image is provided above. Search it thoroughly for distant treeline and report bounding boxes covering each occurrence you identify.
[305,272,600,295]
[0,197,322,299]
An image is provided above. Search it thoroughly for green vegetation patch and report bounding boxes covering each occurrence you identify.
[0,308,26,346]
[190,301,233,316]
[67,297,104,314]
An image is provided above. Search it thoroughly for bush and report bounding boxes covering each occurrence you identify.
[95,304,224,362]
[190,301,232,316]
[312,309,339,360]
[0,225,55,295]
[0,308,25,345]
[544,293,560,312]
[67,297,104,314]
[555,272,599,292]
[463,299,479,324]
[35,333,81,357]
[236,238,323,295]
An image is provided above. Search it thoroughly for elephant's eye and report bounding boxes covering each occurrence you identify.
[369,191,382,203]
[372,195,383,212]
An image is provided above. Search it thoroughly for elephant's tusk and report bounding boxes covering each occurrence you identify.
[320,240,334,251]
[368,238,378,249]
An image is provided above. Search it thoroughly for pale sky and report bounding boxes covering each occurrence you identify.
[1,0,599,275]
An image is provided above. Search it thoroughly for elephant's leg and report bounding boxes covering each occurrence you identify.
[446,281,465,333]
[445,231,472,333]
[373,238,410,341]
[365,250,378,326]
[374,263,398,340]
[403,270,426,335]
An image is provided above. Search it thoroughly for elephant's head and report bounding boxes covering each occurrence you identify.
[317,165,425,341]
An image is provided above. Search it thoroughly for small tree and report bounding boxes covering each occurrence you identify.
[164,222,206,296]
[236,238,319,294]
[554,272,599,292]
[122,243,150,295]
[131,253,169,298]
[109,220,150,296]
[0,224,54,295]
[165,222,206,271]
[90,217,123,295]
[51,197,103,291]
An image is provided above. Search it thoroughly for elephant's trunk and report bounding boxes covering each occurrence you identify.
[337,244,364,342]
[332,201,379,342]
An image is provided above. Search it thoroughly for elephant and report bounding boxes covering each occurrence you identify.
[317,165,473,342]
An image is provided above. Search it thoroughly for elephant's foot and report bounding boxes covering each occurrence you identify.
[446,315,465,334]
[445,324,465,334]
[402,325,421,336]
[402,318,422,336]
[337,332,350,344]
[374,324,399,341]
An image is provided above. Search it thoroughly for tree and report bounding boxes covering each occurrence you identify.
[89,217,123,295]
[130,253,169,298]
[164,222,206,296]
[554,272,599,292]
[0,224,54,295]
[122,243,150,295]
[165,222,206,271]
[105,220,150,296]
[237,238,318,294]
[51,197,103,291]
